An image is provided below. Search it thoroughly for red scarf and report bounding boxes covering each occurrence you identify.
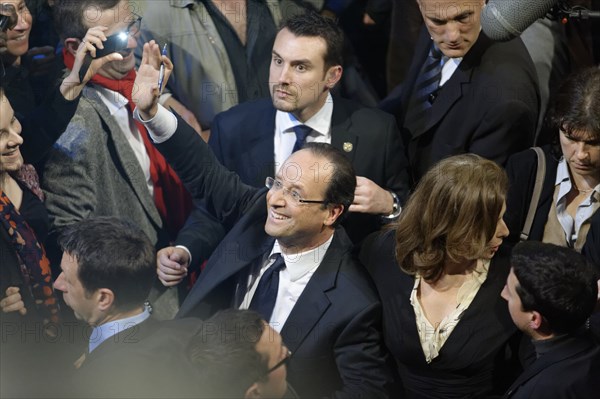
[63,50,192,239]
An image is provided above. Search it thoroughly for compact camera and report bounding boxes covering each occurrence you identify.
[93,31,129,58]
[0,3,17,32]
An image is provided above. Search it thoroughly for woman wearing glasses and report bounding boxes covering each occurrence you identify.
[361,154,519,398]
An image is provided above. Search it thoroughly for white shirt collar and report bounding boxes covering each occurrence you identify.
[440,57,461,87]
[275,92,333,138]
[271,233,334,282]
[93,84,129,116]
[555,156,600,194]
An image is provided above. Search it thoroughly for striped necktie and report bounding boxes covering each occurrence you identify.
[404,44,444,133]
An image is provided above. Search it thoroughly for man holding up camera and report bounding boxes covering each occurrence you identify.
[42,1,192,301]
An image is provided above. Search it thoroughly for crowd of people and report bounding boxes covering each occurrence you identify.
[1,0,600,398]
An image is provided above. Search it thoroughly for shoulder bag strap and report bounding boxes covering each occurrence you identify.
[520,147,546,241]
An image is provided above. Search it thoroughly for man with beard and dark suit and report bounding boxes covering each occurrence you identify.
[155,12,410,276]
[381,0,539,184]
[131,40,391,398]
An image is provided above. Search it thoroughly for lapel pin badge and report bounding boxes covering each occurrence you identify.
[343,142,353,152]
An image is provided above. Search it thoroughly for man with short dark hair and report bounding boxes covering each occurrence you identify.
[156,12,409,275]
[43,0,191,250]
[501,241,600,398]
[54,217,200,398]
[188,309,292,399]
[132,41,391,398]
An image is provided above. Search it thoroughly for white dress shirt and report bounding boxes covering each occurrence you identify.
[273,93,334,170]
[555,157,600,245]
[239,235,334,333]
[440,57,461,87]
[134,104,178,142]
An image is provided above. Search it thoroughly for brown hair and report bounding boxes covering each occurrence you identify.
[395,154,508,282]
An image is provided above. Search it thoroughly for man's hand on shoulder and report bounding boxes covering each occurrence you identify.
[349,176,395,215]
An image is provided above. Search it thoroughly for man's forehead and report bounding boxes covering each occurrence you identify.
[419,0,482,17]
[274,29,327,62]
[278,152,334,186]
[255,324,281,355]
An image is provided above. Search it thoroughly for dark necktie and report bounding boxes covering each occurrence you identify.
[404,44,443,132]
[292,125,312,153]
[249,254,286,321]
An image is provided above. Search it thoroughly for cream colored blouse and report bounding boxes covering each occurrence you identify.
[410,259,490,363]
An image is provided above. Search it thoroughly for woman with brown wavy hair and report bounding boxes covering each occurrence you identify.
[361,154,519,398]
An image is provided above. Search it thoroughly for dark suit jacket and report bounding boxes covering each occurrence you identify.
[386,28,539,183]
[176,97,410,264]
[504,145,600,267]
[72,317,202,398]
[503,334,600,398]
[156,117,392,399]
[361,230,520,398]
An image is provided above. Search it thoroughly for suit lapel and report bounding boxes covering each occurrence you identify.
[178,219,274,316]
[280,229,350,353]
[84,88,162,227]
[81,318,160,368]
[408,33,491,139]
[408,54,471,140]
[241,103,277,185]
[330,99,358,164]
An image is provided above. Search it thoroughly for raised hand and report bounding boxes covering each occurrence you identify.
[133,40,173,120]
[60,26,124,100]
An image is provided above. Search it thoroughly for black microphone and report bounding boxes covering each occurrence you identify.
[481,0,558,41]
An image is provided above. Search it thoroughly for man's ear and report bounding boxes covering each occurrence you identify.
[64,38,81,56]
[324,203,344,227]
[244,382,261,399]
[529,310,543,330]
[97,288,115,312]
[325,65,343,89]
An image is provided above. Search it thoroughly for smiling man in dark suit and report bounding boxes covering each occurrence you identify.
[155,12,409,275]
[131,40,391,398]
[501,242,600,398]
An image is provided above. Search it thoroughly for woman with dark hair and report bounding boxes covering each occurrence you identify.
[504,67,600,265]
[361,154,518,398]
